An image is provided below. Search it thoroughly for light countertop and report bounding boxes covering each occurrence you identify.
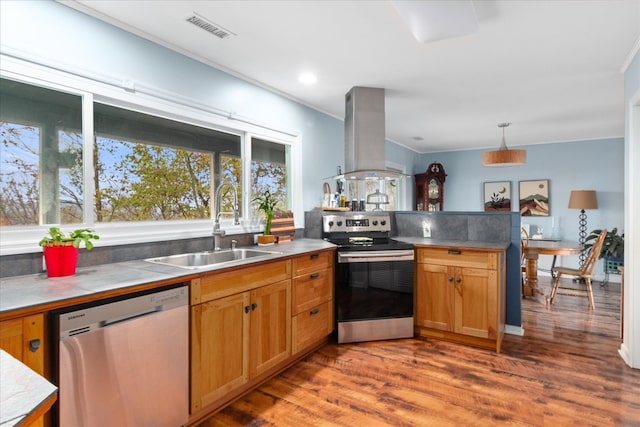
[0,239,336,316]
[395,237,510,251]
[0,350,57,427]
[1,237,510,316]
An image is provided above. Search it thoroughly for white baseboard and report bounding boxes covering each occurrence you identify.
[619,344,634,368]
[505,324,525,336]
[536,270,621,284]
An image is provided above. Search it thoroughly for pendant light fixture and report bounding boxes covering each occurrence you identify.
[482,122,526,167]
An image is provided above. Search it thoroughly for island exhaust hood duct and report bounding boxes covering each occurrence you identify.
[341,87,408,181]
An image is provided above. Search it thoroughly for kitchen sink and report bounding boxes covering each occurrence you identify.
[145,249,281,269]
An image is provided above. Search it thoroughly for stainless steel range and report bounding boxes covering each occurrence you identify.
[323,213,414,343]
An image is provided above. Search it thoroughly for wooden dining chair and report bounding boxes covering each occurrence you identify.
[549,229,607,310]
[520,227,529,296]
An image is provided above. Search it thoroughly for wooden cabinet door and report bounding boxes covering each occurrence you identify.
[292,301,333,355]
[191,292,249,413]
[416,247,504,352]
[249,279,291,377]
[0,314,45,375]
[0,314,47,427]
[453,267,498,339]
[415,263,453,331]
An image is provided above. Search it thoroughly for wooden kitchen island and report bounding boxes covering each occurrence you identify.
[413,242,507,353]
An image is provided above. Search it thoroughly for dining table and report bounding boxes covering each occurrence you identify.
[523,239,583,297]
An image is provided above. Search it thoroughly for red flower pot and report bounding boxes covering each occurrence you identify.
[43,245,79,277]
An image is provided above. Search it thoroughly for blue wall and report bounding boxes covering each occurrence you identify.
[0,1,418,214]
[418,138,625,277]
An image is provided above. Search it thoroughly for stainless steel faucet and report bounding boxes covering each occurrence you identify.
[213,182,240,250]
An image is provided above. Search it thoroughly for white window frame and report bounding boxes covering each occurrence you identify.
[0,55,302,255]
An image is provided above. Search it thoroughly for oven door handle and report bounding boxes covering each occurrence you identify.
[338,250,414,263]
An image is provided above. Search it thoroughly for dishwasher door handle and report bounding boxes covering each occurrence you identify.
[101,306,161,329]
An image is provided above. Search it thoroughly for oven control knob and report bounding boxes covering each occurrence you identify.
[337,221,343,226]
[380,220,386,226]
[328,221,334,227]
[372,220,378,226]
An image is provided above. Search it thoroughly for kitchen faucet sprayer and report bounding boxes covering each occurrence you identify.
[213,182,240,250]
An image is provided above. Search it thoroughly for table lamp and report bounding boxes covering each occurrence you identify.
[568,190,598,267]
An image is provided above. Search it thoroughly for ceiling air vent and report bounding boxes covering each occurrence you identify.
[186,13,235,39]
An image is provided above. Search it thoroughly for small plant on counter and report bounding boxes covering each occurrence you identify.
[39,227,100,277]
[39,227,100,249]
[252,191,280,236]
[252,191,281,245]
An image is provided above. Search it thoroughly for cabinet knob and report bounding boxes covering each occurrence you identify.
[29,339,41,353]
[456,277,462,283]
[244,305,251,314]
[310,308,320,316]
[251,303,258,311]
[310,273,320,279]
[310,253,320,260]
[448,276,454,282]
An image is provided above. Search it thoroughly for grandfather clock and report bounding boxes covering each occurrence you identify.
[415,162,446,211]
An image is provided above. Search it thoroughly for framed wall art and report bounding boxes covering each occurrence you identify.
[483,181,511,212]
[519,179,550,216]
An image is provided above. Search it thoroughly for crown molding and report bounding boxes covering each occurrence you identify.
[621,36,640,73]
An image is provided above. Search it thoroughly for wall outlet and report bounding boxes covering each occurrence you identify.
[423,223,431,238]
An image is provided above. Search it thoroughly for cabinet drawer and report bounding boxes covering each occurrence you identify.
[417,247,498,270]
[292,251,333,276]
[292,301,333,354]
[292,268,333,315]
[193,260,291,304]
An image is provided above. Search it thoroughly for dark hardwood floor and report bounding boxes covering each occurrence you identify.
[200,279,639,426]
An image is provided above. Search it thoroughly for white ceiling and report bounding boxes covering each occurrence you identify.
[62,0,639,153]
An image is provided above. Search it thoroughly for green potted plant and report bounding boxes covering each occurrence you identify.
[585,228,624,281]
[39,227,100,277]
[585,228,624,260]
[252,190,279,245]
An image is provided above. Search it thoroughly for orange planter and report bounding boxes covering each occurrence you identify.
[257,235,277,245]
[43,246,79,277]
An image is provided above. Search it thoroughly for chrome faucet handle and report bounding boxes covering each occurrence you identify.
[231,240,237,250]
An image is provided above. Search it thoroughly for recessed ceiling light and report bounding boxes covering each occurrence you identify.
[298,73,317,85]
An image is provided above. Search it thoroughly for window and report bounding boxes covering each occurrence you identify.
[0,75,297,252]
[251,138,289,216]
[0,79,83,225]
[93,103,241,222]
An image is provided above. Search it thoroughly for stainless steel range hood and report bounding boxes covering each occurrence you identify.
[332,87,408,181]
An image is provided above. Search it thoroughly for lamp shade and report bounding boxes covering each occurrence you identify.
[482,122,526,167]
[568,190,598,210]
[482,148,526,166]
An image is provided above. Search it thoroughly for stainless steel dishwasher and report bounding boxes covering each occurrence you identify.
[54,284,189,427]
